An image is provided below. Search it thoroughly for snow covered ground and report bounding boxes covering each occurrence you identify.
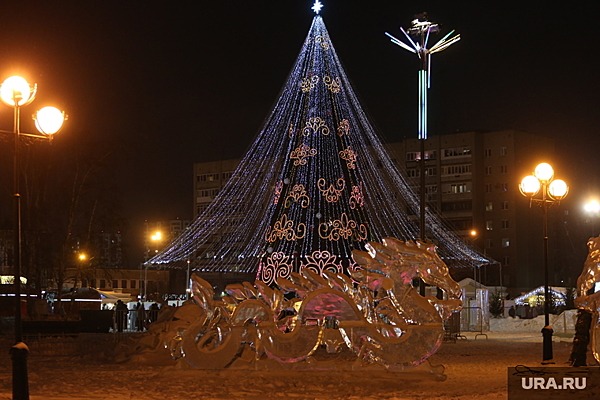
[0,312,596,400]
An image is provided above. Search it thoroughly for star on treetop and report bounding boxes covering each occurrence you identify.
[312,1,323,14]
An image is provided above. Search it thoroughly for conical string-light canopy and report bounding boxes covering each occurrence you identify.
[146,14,491,283]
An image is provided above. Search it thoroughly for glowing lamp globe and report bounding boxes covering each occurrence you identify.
[519,175,541,197]
[534,163,554,183]
[34,106,67,136]
[0,76,37,107]
[151,231,163,242]
[548,179,568,200]
[584,200,600,214]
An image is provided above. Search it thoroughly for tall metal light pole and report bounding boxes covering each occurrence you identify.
[1,75,67,400]
[76,251,89,289]
[520,162,569,364]
[144,229,163,300]
[386,14,460,294]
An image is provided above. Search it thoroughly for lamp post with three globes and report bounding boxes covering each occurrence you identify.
[1,75,67,400]
[519,162,569,364]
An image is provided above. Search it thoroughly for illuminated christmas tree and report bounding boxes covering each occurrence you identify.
[147,4,489,285]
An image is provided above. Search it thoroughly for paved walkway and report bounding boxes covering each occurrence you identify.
[460,330,575,343]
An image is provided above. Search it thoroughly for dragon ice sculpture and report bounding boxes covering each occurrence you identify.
[575,236,600,363]
[167,238,462,374]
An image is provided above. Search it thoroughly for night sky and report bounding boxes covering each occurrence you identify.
[0,1,599,247]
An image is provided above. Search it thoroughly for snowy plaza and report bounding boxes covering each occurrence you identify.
[0,325,597,400]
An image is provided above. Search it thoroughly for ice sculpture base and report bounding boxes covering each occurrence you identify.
[215,344,447,380]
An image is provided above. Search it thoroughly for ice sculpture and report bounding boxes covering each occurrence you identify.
[166,238,462,377]
[575,236,600,363]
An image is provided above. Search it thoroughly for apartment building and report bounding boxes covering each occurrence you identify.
[386,130,558,291]
[193,159,240,219]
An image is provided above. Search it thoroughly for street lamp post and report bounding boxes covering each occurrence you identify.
[467,229,485,280]
[1,75,66,400]
[76,252,88,288]
[144,230,163,300]
[519,162,569,364]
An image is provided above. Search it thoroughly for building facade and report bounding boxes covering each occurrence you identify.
[385,130,558,294]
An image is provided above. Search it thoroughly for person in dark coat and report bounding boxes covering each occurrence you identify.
[148,303,160,324]
[115,300,129,332]
[136,302,146,331]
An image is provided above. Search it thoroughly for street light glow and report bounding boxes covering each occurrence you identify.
[151,231,163,242]
[0,76,37,106]
[548,179,568,200]
[519,175,541,196]
[584,199,600,214]
[34,106,67,135]
[534,162,554,183]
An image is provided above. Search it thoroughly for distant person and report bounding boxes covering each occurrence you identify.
[508,306,516,318]
[148,303,160,324]
[115,300,128,333]
[129,303,138,330]
[570,308,593,366]
[136,302,146,331]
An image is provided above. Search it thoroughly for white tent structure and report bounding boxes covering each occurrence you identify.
[60,288,133,310]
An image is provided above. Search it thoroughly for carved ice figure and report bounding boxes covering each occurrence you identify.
[169,238,462,377]
[575,236,600,363]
